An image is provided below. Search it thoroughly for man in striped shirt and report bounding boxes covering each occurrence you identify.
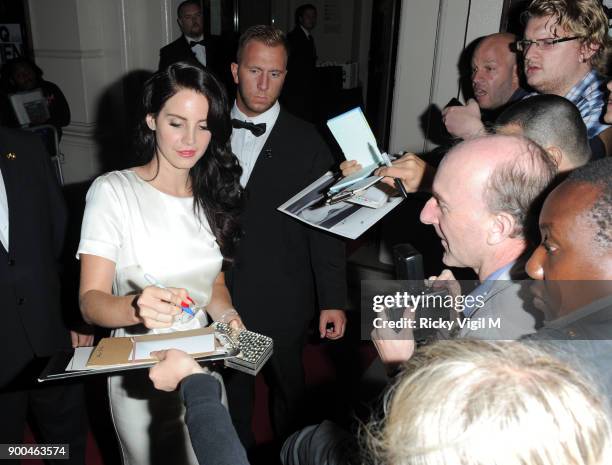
[518,0,610,139]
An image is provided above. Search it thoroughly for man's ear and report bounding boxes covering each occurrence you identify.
[146,114,156,131]
[231,62,239,85]
[580,41,599,62]
[546,146,563,170]
[511,63,519,87]
[488,211,517,245]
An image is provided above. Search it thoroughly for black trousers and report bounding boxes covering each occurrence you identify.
[224,337,307,449]
[0,358,87,465]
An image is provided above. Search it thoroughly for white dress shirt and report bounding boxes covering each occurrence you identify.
[230,101,280,187]
[186,35,207,67]
[0,168,9,251]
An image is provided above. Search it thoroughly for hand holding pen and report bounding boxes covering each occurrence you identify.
[374,152,435,194]
[338,152,430,196]
[134,274,194,329]
[377,152,409,198]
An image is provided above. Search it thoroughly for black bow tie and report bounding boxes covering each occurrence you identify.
[231,119,266,137]
[189,39,205,48]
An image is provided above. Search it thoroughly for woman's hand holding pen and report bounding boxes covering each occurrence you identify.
[135,286,186,329]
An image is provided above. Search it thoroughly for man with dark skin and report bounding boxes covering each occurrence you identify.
[526,158,611,311]
[525,157,612,404]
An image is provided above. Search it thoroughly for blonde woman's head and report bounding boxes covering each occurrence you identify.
[367,340,612,465]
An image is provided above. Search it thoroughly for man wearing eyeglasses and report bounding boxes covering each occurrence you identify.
[518,0,610,139]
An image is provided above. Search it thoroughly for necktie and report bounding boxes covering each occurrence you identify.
[189,39,205,48]
[231,119,266,137]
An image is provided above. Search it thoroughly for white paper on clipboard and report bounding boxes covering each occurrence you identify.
[326,107,380,166]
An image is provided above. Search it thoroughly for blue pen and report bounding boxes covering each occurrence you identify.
[144,273,195,316]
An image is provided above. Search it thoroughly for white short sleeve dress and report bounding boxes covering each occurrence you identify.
[77,170,225,465]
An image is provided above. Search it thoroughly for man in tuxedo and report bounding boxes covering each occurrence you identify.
[158,1,229,86]
[224,25,347,447]
[282,4,319,121]
[0,127,90,464]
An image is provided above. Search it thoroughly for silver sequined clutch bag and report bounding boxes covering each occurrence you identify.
[213,322,274,376]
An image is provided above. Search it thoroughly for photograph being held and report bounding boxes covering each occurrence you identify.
[77,62,243,465]
[0,57,71,137]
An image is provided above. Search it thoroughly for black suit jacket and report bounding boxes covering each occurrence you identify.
[0,128,71,386]
[159,35,232,90]
[287,27,317,70]
[226,109,346,339]
[282,27,318,121]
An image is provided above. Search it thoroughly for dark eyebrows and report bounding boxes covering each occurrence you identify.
[246,65,284,73]
[165,113,207,123]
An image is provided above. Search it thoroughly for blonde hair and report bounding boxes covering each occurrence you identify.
[526,0,610,73]
[366,340,612,465]
[236,25,287,64]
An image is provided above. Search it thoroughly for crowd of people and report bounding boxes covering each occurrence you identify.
[1,0,611,465]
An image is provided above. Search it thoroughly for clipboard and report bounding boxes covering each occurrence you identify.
[38,327,239,382]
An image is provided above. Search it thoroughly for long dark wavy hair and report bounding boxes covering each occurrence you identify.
[135,62,242,258]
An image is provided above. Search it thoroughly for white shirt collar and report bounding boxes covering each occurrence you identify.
[300,25,311,38]
[185,34,204,43]
[231,100,280,128]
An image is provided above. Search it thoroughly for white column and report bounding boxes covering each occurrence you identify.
[389,0,503,154]
[27,0,174,183]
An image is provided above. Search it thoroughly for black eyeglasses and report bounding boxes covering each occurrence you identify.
[515,36,582,53]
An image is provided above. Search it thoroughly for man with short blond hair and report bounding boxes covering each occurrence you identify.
[518,0,611,138]
[224,25,347,448]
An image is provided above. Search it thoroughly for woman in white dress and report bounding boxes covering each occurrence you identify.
[77,62,244,465]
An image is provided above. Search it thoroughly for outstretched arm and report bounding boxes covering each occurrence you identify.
[149,349,250,465]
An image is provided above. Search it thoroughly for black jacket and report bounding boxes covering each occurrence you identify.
[159,35,233,91]
[0,127,71,387]
[225,109,346,339]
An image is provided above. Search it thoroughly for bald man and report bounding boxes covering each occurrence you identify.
[372,135,558,370]
[360,126,560,373]
[443,33,528,140]
[419,135,556,338]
